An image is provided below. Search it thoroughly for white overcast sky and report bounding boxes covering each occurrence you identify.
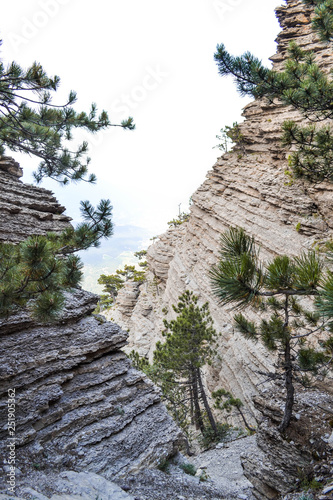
[0,0,281,287]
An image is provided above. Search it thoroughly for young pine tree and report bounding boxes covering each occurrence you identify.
[210,227,333,432]
[153,290,219,436]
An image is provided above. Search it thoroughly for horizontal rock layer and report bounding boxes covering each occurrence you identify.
[0,290,180,483]
[242,387,333,499]
[0,157,71,243]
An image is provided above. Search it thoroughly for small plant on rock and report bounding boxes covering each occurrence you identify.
[180,462,197,476]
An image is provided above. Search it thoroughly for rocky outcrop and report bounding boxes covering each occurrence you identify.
[242,387,333,499]
[109,0,333,426]
[0,157,71,243]
[0,157,181,493]
[0,290,180,481]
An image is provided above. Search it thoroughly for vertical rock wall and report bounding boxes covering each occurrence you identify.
[109,0,333,424]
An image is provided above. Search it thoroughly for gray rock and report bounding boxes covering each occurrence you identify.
[0,159,181,480]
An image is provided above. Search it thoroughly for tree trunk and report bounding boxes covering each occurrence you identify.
[279,295,294,433]
[279,339,294,432]
[189,382,195,425]
[236,405,255,432]
[197,368,218,434]
[191,368,205,433]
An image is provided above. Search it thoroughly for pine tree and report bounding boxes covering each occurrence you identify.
[214,1,333,182]
[212,388,254,432]
[153,290,219,436]
[210,227,333,432]
[98,263,146,305]
[0,41,134,321]
[0,40,134,185]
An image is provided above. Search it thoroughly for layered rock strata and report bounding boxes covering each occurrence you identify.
[242,387,333,499]
[0,157,181,489]
[0,157,71,243]
[109,0,333,424]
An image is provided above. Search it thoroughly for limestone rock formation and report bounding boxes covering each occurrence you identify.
[242,387,333,499]
[0,157,181,492]
[1,471,136,500]
[0,157,71,243]
[109,0,333,425]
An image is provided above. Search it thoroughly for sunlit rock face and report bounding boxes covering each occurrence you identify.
[0,157,181,480]
[109,0,333,426]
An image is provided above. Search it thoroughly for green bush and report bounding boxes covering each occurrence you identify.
[180,463,197,476]
[199,422,230,449]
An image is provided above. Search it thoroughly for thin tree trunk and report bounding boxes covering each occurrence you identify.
[236,405,255,432]
[189,382,195,425]
[279,339,294,432]
[191,368,205,433]
[197,367,218,434]
[279,295,294,432]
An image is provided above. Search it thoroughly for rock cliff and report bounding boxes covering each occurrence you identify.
[109,0,333,426]
[0,157,181,493]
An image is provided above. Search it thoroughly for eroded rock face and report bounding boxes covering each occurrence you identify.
[0,159,181,485]
[0,157,71,243]
[109,0,333,426]
[242,387,333,499]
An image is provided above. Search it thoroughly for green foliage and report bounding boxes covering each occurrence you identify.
[97,274,124,302]
[157,459,170,474]
[214,122,245,154]
[303,0,333,41]
[282,121,333,182]
[214,3,333,182]
[198,422,230,449]
[167,212,190,228]
[154,291,219,434]
[0,199,112,321]
[134,250,147,260]
[210,227,263,307]
[128,350,150,372]
[129,292,220,439]
[116,264,146,283]
[298,347,329,372]
[156,291,218,372]
[317,271,333,320]
[135,250,148,269]
[210,227,333,432]
[199,470,210,482]
[0,40,134,185]
[212,388,254,432]
[180,463,197,476]
[234,313,258,340]
[98,262,146,305]
[213,388,243,411]
[0,42,135,321]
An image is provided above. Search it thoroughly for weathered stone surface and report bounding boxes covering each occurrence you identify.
[242,387,333,499]
[0,471,135,500]
[108,0,333,426]
[0,156,72,243]
[0,289,181,480]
